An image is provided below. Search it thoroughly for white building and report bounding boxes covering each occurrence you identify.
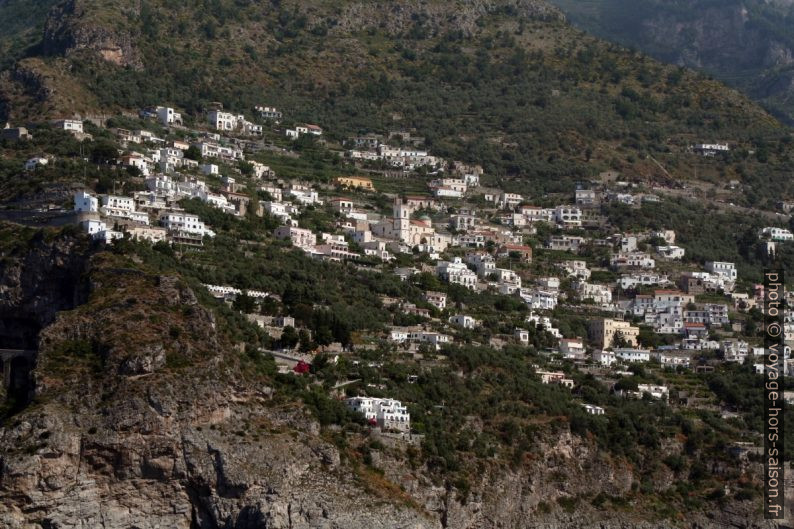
[273,226,316,248]
[255,106,282,120]
[102,195,135,212]
[615,348,650,363]
[54,119,83,134]
[159,212,215,237]
[721,339,749,363]
[526,312,562,339]
[500,192,523,210]
[436,257,477,289]
[208,110,237,131]
[558,260,591,280]
[575,282,612,305]
[618,273,669,290]
[637,384,669,400]
[346,397,410,432]
[693,143,729,156]
[760,227,794,242]
[611,253,655,270]
[74,191,99,213]
[582,404,605,415]
[201,163,219,176]
[553,206,582,228]
[449,314,478,329]
[656,245,685,260]
[520,288,558,311]
[156,107,182,126]
[593,350,617,367]
[705,261,737,281]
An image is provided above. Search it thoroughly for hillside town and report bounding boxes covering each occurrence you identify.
[5,103,794,431]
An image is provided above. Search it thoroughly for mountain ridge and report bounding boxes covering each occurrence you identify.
[547,0,794,124]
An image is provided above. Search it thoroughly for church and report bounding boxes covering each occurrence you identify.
[372,197,451,251]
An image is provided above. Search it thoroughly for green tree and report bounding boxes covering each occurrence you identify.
[298,329,313,353]
[280,325,299,350]
[233,292,256,313]
[184,145,202,161]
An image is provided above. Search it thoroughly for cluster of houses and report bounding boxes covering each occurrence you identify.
[16,105,794,434]
[74,189,214,245]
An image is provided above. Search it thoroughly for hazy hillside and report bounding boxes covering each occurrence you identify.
[547,0,794,124]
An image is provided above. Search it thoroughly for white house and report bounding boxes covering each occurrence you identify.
[574,282,612,305]
[346,397,410,432]
[81,219,107,236]
[520,288,558,310]
[449,314,478,329]
[615,348,650,363]
[611,253,655,270]
[53,119,83,134]
[760,227,794,242]
[553,205,582,228]
[656,245,685,260]
[255,106,282,120]
[537,371,575,388]
[582,404,605,415]
[273,226,316,248]
[693,143,729,156]
[500,192,523,210]
[436,257,477,290]
[156,107,182,126]
[159,212,215,238]
[208,110,237,131]
[592,350,617,367]
[705,261,737,281]
[526,312,562,339]
[101,195,135,212]
[637,384,669,400]
[558,260,591,280]
[74,190,98,213]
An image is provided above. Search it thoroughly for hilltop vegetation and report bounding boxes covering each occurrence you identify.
[2,0,794,205]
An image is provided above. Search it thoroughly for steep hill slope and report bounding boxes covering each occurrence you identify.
[2,0,794,204]
[547,0,794,124]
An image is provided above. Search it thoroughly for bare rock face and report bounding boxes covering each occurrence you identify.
[42,0,143,69]
[0,239,437,529]
[0,231,90,350]
[0,379,440,528]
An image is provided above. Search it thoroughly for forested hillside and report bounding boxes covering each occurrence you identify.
[548,0,794,124]
[1,0,793,204]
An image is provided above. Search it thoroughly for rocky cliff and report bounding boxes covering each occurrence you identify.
[42,0,142,69]
[0,229,782,529]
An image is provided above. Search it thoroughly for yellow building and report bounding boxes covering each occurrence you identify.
[335,176,374,190]
[589,318,640,349]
